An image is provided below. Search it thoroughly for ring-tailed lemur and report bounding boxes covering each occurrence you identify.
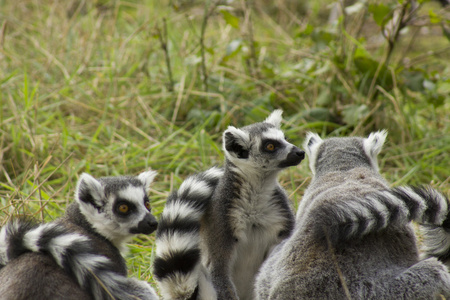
[255,131,450,299]
[154,110,305,300]
[0,171,160,300]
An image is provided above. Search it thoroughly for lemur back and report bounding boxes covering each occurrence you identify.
[0,171,159,300]
[255,131,450,299]
[154,110,305,300]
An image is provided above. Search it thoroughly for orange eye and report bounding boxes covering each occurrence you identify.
[266,143,275,151]
[145,201,151,211]
[118,204,129,213]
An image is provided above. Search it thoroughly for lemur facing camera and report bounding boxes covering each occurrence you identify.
[255,131,450,299]
[0,170,159,300]
[154,110,305,300]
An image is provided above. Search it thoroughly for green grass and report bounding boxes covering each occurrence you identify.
[1,0,449,294]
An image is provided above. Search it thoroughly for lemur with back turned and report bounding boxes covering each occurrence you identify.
[255,131,450,299]
[154,110,305,300]
[0,170,160,300]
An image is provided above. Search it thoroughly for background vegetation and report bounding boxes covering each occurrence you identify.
[1,0,449,293]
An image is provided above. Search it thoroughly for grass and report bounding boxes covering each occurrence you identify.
[1,0,449,294]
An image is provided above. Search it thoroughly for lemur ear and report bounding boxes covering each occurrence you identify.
[363,130,387,158]
[303,132,323,174]
[264,109,283,128]
[223,126,250,159]
[303,132,323,158]
[75,173,105,210]
[138,169,157,194]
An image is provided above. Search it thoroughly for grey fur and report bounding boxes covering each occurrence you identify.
[255,131,450,299]
[154,110,305,300]
[0,171,159,300]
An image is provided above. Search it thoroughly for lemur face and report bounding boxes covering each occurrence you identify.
[223,110,305,172]
[75,170,158,248]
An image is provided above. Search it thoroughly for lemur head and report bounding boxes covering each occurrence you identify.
[303,130,388,175]
[74,170,158,249]
[223,110,305,174]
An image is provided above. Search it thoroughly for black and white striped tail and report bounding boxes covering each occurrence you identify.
[312,185,449,247]
[0,219,158,300]
[153,167,223,300]
[419,188,450,265]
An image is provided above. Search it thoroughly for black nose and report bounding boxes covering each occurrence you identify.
[278,147,305,168]
[130,213,158,235]
[296,149,305,160]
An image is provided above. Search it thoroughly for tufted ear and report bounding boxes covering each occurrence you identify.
[264,109,283,128]
[223,126,251,159]
[303,132,323,174]
[138,169,157,194]
[303,132,322,158]
[75,173,105,210]
[363,130,387,159]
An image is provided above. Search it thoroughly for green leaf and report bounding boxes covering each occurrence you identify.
[403,70,425,92]
[220,39,242,64]
[354,54,393,90]
[342,104,369,126]
[297,23,314,37]
[301,108,337,123]
[429,9,441,24]
[219,9,240,29]
[368,3,392,27]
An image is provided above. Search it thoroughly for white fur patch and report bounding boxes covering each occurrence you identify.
[363,130,387,172]
[264,109,283,128]
[138,169,157,193]
[75,173,104,207]
[178,177,212,199]
[223,126,250,146]
[155,231,199,258]
[162,200,203,222]
[421,226,450,257]
[72,253,111,286]
[262,127,285,142]
[0,224,9,264]
[118,186,146,208]
[203,167,224,180]
[23,223,58,252]
[303,132,323,174]
[48,233,89,266]
[159,269,201,300]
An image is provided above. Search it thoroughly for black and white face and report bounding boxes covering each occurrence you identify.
[75,170,158,248]
[223,110,305,173]
[109,183,158,235]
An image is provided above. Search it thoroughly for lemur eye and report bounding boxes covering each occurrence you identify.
[144,201,151,211]
[118,204,129,213]
[266,143,275,151]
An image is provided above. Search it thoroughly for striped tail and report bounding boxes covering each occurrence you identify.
[419,189,450,266]
[311,185,449,247]
[153,167,223,300]
[0,219,158,300]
